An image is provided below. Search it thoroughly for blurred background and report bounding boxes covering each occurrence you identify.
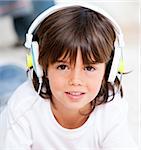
[0,0,140,148]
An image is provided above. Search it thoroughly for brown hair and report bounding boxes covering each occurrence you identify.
[32,6,123,112]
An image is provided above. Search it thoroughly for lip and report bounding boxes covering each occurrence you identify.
[65,91,85,100]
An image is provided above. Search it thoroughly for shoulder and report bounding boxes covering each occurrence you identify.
[95,94,128,118]
[8,80,37,105]
[90,94,129,143]
[93,94,128,131]
[92,95,139,149]
[6,80,40,123]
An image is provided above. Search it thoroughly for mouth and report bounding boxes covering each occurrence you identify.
[65,91,85,100]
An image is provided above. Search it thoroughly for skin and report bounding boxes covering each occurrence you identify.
[47,49,105,129]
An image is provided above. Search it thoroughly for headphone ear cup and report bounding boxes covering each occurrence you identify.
[118,58,125,73]
[26,53,33,69]
[31,41,43,79]
[108,47,122,83]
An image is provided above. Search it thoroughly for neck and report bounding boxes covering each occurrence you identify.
[50,101,91,129]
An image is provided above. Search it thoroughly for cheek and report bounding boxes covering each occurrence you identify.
[88,64,105,91]
[48,71,65,91]
[88,80,102,94]
[88,73,104,95]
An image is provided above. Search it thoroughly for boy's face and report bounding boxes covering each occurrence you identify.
[47,49,105,112]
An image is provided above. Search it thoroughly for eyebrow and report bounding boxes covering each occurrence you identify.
[56,60,69,63]
[84,61,99,65]
[56,60,100,65]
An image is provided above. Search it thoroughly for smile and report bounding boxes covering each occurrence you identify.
[65,91,85,100]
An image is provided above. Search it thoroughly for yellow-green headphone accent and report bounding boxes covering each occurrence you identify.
[26,52,125,73]
[26,53,33,68]
[118,58,125,73]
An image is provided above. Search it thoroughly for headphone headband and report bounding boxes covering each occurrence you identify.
[25,3,125,84]
[25,3,124,49]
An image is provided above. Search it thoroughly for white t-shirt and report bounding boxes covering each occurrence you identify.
[0,81,138,150]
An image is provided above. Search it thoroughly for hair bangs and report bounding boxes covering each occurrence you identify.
[38,6,114,70]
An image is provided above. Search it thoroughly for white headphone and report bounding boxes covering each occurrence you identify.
[25,3,124,85]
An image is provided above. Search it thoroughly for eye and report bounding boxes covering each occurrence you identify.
[84,66,96,72]
[57,64,69,70]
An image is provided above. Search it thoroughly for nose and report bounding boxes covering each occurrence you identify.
[68,68,83,86]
